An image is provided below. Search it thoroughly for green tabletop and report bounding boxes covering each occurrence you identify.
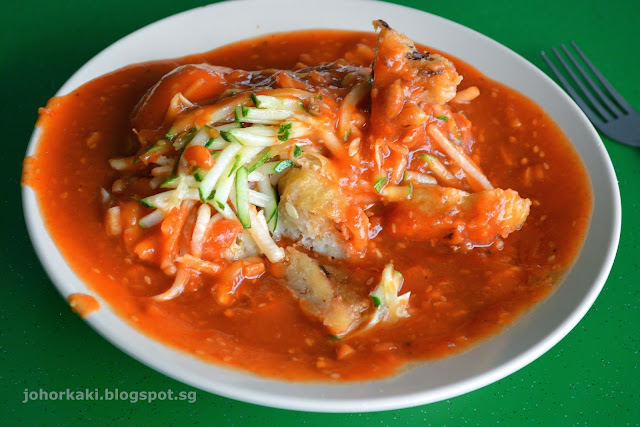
[3,0,639,424]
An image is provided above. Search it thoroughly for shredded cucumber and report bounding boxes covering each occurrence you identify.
[135,188,200,211]
[199,142,242,201]
[135,139,169,164]
[380,183,413,201]
[237,107,293,124]
[403,170,437,185]
[257,177,279,233]
[255,160,294,175]
[235,166,251,228]
[212,146,263,209]
[212,163,238,210]
[247,148,272,173]
[222,128,277,147]
[373,174,387,193]
[254,95,301,111]
[161,175,198,188]
[189,127,211,147]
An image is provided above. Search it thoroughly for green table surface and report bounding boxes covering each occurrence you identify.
[2,0,639,424]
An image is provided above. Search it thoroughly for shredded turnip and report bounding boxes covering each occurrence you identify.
[316,128,346,158]
[139,209,165,229]
[427,124,493,191]
[155,156,173,166]
[364,264,410,330]
[213,201,237,220]
[105,206,122,236]
[451,86,480,104]
[169,93,250,136]
[247,189,271,208]
[176,254,221,276]
[149,176,163,189]
[247,170,267,182]
[404,170,437,185]
[247,206,285,262]
[111,179,125,193]
[100,187,111,205]
[151,165,173,176]
[256,88,314,100]
[108,157,134,171]
[166,92,194,122]
[337,81,370,141]
[348,137,361,157]
[190,204,212,258]
[152,268,190,301]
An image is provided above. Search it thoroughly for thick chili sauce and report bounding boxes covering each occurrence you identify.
[24,30,592,381]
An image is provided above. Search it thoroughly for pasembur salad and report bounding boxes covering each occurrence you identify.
[25,21,591,380]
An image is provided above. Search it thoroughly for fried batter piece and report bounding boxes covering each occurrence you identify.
[278,168,369,258]
[283,248,368,335]
[387,186,531,247]
[371,20,463,118]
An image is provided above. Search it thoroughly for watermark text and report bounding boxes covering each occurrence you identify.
[22,388,197,404]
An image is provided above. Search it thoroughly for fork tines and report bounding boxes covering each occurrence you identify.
[541,42,640,146]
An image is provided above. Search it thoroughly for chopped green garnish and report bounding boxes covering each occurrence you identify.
[278,123,293,142]
[369,294,381,308]
[250,92,260,107]
[436,115,449,122]
[165,129,175,140]
[274,160,294,173]
[293,145,302,158]
[373,176,387,193]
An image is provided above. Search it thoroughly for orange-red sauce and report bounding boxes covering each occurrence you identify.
[67,293,100,318]
[25,30,592,381]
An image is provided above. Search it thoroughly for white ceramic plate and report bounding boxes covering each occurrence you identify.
[23,0,620,413]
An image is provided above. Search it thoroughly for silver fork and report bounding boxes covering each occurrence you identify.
[541,42,640,147]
